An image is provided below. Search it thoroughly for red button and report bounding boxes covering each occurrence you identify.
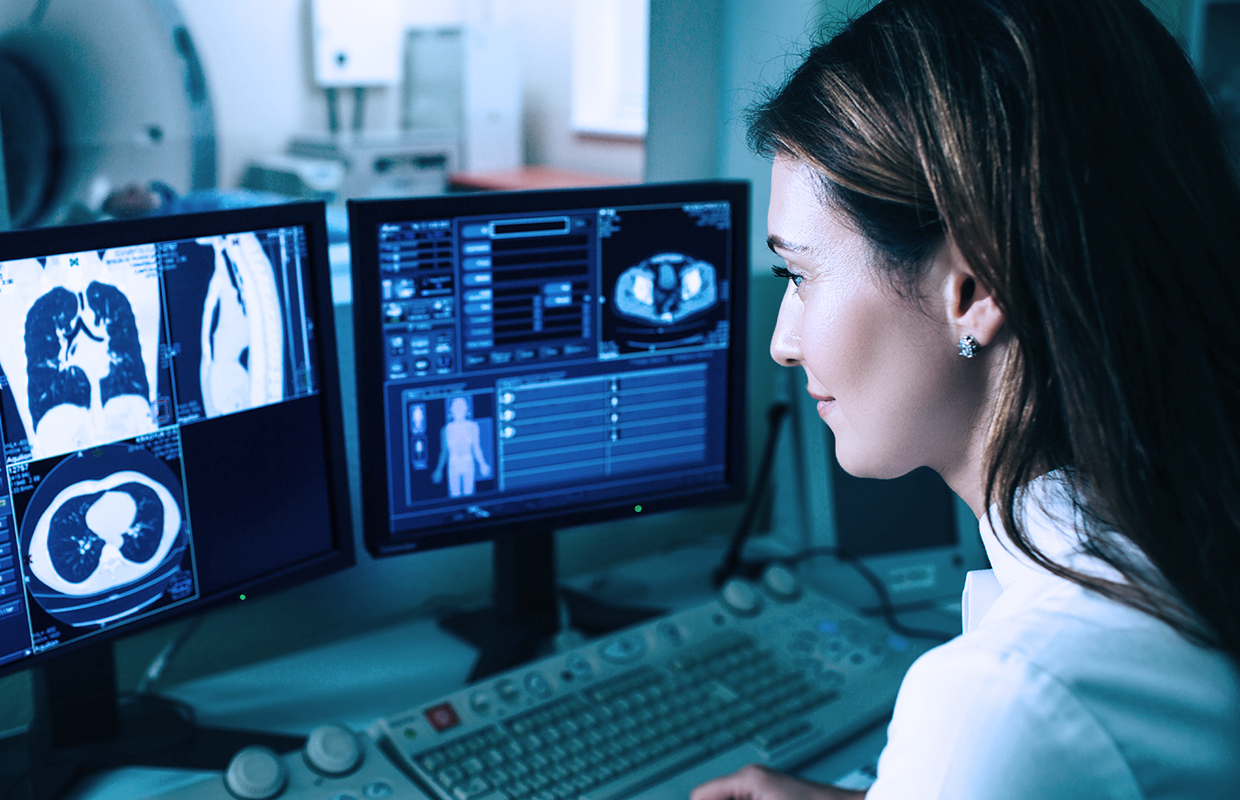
[424,702,460,732]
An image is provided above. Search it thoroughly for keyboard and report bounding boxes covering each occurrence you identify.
[143,565,931,800]
[372,565,931,800]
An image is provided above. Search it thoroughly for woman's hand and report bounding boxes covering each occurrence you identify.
[691,765,867,800]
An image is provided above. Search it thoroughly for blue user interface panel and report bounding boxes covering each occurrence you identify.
[366,190,744,545]
[0,218,338,668]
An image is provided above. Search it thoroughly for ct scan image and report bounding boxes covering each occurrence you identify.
[163,233,288,422]
[14,436,194,642]
[599,205,732,356]
[0,246,162,462]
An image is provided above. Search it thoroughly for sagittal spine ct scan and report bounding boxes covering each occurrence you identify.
[198,233,286,418]
[0,222,320,660]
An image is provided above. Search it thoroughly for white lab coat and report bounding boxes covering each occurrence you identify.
[866,476,1240,799]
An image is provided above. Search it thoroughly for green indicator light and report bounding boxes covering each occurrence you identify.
[239,594,247,601]
[634,505,643,513]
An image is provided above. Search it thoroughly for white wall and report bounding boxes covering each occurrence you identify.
[177,0,643,187]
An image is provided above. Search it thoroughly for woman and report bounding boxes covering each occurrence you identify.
[694,1,1240,797]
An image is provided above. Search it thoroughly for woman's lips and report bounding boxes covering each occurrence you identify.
[811,393,835,419]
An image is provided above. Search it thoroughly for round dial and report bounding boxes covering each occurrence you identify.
[224,745,288,800]
[304,724,363,776]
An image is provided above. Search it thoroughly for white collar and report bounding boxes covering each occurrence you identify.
[963,473,1105,632]
[977,474,1086,591]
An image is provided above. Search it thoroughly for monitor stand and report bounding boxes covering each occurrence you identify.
[438,529,665,681]
[0,640,303,800]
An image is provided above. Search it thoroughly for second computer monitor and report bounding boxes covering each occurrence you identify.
[349,181,749,557]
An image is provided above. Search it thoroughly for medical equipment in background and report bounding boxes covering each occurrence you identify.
[242,132,460,204]
[243,18,519,203]
[0,0,216,229]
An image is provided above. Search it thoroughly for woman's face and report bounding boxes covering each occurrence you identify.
[768,155,977,480]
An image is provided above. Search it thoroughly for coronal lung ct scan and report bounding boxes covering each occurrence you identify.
[0,230,316,463]
[0,247,163,463]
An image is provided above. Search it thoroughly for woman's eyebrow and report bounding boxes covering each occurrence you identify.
[767,233,807,254]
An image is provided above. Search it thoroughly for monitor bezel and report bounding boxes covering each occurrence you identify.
[0,201,355,680]
[349,180,750,558]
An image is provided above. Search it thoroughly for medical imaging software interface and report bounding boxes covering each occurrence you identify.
[376,197,737,538]
[0,224,321,666]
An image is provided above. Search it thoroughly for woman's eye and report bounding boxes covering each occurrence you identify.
[771,264,803,287]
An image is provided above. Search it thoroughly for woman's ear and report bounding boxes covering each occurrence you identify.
[940,239,1005,346]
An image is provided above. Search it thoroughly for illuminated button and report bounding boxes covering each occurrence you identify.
[524,671,553,698]
[495,679,520,703]
[363,782,394,799]
[469,690,494,714]
[425,702,461,732]
[565,654,593,678]
[657,622,684,646]
[601,634,647,664]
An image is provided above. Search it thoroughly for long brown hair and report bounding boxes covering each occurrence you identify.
[750,0,1240,659]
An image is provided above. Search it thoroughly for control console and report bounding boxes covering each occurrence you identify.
[142,564,936,800]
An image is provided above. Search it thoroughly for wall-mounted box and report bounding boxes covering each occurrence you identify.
[312,0,403,87]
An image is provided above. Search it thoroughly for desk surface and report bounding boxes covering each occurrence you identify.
[54,541,946,799]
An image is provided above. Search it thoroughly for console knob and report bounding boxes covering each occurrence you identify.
[762,562,801,600]
[720,578,762,615]
[304,724,363,775]
[224,745,288,800]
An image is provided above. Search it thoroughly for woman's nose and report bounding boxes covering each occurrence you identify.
[769,283,802,367]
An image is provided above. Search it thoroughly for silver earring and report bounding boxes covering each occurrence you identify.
[958,335,979,359]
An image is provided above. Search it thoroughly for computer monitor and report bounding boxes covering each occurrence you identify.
[772,367,988,612]
[0,202,353,791]
[349,181,748,676]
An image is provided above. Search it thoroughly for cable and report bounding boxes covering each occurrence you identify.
[705,399,954,642]
[136,615,206,694]
[712,401,791,588]
[788,546,957,642]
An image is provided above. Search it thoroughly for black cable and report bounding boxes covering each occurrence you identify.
[706,400,955,642]
[788,546,957,642]
[712,401,791,588]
